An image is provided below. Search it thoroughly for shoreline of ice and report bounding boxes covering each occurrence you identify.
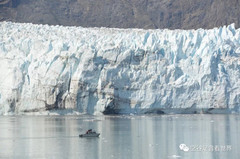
[0,21,240,115]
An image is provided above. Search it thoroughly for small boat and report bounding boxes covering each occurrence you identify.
[79,129,100,137]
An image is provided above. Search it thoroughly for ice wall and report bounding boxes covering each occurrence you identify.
[0,22,240,115]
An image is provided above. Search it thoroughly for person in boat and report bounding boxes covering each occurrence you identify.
[86,129,92,134]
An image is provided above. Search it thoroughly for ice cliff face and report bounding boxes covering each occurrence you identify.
[0,22,240,115]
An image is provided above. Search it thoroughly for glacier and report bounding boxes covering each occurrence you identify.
[0,21,240,115]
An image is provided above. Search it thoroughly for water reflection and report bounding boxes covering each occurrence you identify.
[0,115,239,159]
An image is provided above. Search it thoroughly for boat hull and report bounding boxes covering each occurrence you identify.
[79,133,100,137]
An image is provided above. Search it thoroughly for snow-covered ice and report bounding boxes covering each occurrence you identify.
[0,22,240,115]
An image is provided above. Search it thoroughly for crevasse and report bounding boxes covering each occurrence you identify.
[0,22,240,115]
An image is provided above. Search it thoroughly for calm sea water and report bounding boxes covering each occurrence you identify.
[0,114,239,159]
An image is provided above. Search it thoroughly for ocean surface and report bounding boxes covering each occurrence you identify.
[0,114,239,159]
